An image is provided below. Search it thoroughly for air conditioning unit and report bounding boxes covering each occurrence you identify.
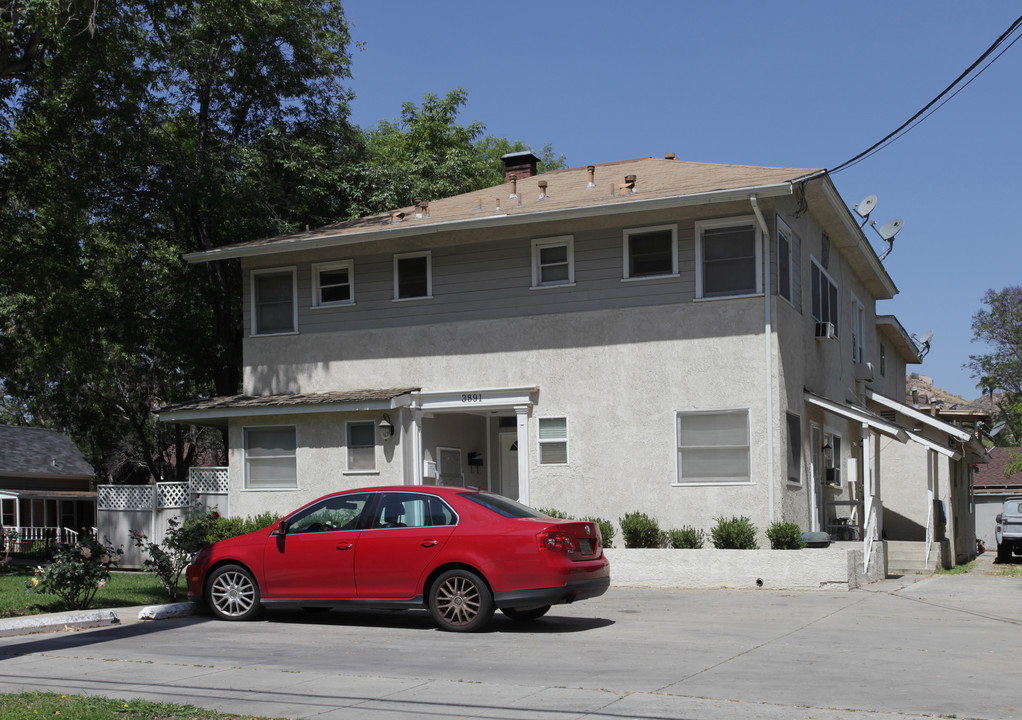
[854,361,875,382]
[815,322,836,340]
[825,467,841,486]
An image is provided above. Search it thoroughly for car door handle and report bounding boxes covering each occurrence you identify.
[336,543,353,550]
[420,539,439,547]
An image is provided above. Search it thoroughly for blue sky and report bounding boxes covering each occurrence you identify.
[342,1,1021,399]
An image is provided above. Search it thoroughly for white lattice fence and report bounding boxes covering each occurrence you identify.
[190,467,229,494]
[97,484,154,511]
[97,467,231,568]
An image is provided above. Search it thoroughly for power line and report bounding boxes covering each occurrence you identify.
[829,14,1022,175]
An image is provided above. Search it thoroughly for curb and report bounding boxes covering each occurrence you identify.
[0,602,199,638]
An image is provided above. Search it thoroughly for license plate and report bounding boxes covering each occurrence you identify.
[578,538,594,555]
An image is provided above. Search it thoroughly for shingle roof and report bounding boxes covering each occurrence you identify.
[160,388,419,415]
[974,447,1022,488]
[186,157,820,261]
[0,425,94,478]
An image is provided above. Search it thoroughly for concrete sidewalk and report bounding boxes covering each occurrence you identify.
[2,571,1020,720]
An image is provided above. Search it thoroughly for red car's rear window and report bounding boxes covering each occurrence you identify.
[463,492,546,519]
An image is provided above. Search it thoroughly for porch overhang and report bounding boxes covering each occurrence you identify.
[804,390,909,442]
[158,388,418,427]
[865,389,972,442]
[0,489,96,501]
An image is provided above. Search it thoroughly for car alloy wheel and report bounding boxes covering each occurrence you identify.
[429,569,494,632]
[207,564,261,621]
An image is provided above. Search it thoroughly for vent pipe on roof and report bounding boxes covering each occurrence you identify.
[495,198,502,213]
[538,180,548,200]
[389,211,404,224]
[509,175,518,200]
[609,183,616,198]
[665,152,676,160]
[587,165,596,189]
[618,174,636,193]
[414,198,430,219]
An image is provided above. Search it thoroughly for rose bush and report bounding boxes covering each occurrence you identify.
[28,535,122,610]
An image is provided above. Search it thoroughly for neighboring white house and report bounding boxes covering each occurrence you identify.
[160,153,984,555]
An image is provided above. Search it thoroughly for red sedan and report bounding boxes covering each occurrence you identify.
[186,486,610,632]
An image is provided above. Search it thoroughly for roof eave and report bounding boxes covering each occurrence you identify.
[182,182,796,264]
[810,175,899,299]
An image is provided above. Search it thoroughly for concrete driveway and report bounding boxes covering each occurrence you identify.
[1,568,1020,720]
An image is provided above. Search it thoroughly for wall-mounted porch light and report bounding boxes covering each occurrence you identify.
[822,441,833,464]
[378,414,394,441]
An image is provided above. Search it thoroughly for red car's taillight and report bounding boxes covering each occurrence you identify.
[537,530,578,553]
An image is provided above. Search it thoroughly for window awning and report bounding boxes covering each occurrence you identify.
[804,390,909,442]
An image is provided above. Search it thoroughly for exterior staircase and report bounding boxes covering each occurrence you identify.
[885,540,946,574]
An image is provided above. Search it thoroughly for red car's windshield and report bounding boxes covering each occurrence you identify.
[463,492,546,519]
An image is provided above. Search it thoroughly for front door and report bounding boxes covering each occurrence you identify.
[499,433,519,501]
[262,492,371,599]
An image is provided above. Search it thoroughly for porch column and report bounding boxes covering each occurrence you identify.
[514,405,530,504]
[405,408,424,485]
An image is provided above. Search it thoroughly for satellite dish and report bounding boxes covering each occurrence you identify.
[877,218,904,241]
[918,330,933,345]
[853,195,878,225]
[991,420,1006,437]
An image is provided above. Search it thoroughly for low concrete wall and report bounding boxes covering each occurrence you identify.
[605,544,886,591]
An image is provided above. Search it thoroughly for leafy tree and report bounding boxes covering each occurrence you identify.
[968,286,1022,446]
[346,89,566,217]
[0,0,359,480]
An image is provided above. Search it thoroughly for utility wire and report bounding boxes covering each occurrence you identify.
[829,14,1022,175]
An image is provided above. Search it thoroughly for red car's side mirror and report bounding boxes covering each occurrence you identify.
[274,519,289,536]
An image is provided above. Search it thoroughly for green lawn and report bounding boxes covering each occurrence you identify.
[0,692,286,720]
[0,567,186,618]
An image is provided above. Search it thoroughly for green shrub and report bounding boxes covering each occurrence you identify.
[205,511,282,544]
[582,517,615,548]
[668,526,704,549]
[619,512,664,548]
[28,535,122,610]
[710,515,758,549]
[767,521,806,549]
[131,514,217,602]
[539,507,570,519]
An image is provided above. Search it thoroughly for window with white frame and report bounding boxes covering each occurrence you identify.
[244,426,297,489]
[850,295,865,363]
[538,417,568,465]
[251,268,297,336]
[675,409,751,484]
[786,412,802,485]
[810,259,839,334]
[623,225,677,279]
[346,421,377,472]
[695,218,760,298]
[312,260,354,307]
[777,219,793,303]
[437,447,464,486]
[393,251,432,300]
[531,235,574,287]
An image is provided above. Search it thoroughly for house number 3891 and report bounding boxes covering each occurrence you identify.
[462,393,484,403]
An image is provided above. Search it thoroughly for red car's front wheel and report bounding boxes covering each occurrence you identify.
[207,564,261,621]
[428,569,494,632]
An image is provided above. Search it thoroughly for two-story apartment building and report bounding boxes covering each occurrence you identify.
[161,153,983,554]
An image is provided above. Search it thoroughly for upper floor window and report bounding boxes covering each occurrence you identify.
[312,261,354,307]
[675,409,751,485]
[810,259,838,334]
[623,225,678,280]
[251,268,297,336]
[394,251,432,301]
[244,426,297,489]
[777,219,800,306]
[532,235,574,287]
[695,218,760,298]
[850,295,865,363]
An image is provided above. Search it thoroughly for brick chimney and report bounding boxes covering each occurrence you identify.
[501,151,541,182]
